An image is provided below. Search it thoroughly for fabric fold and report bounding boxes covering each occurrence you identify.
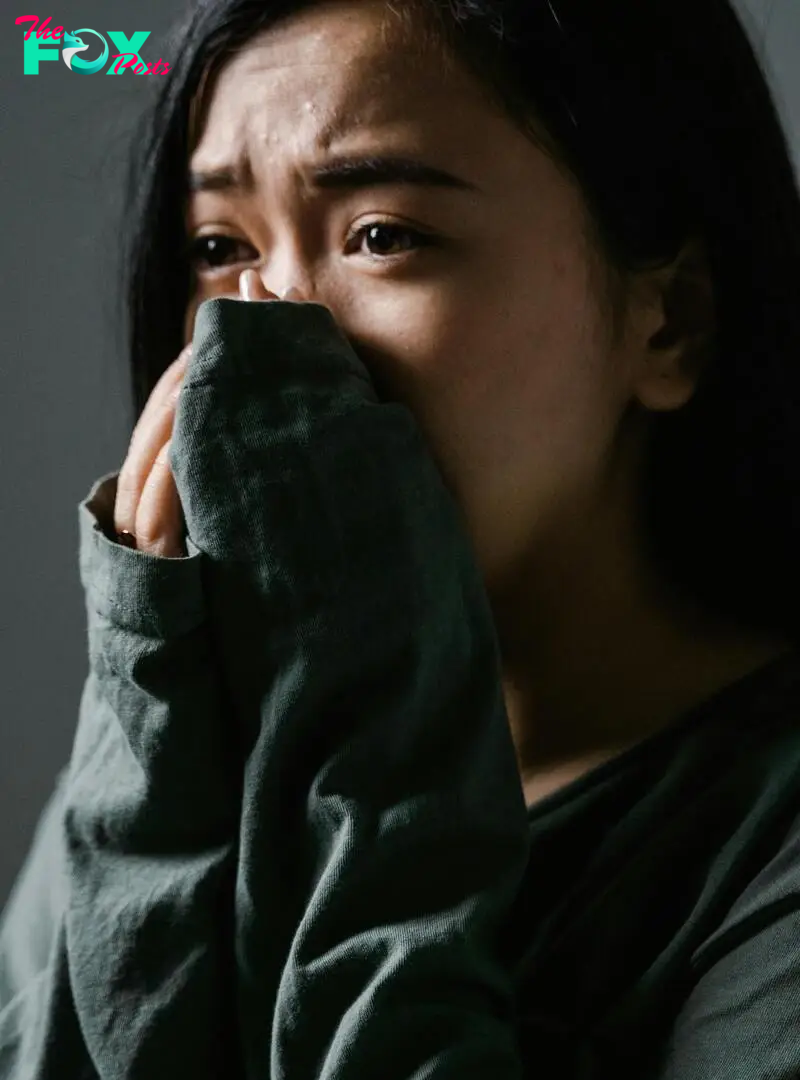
[171,297,531,1080]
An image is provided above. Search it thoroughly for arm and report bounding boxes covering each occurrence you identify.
[0,769,68,1014]
[171,297,532,1079]
[0,472,242,1079]
[654,807,800,1080]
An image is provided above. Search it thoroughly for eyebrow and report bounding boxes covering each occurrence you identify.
[187,155,480,195]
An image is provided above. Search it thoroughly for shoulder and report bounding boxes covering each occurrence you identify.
[655,803,800,1079]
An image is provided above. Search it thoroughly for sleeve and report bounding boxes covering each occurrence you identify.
[0,769,68,1013]
[0,472,242,1080]
[169,297,532,1080]
[654,807,800,1080]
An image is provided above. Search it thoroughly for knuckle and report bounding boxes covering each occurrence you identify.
[134,512,170,554]
[139,354,188,419]
[115,467,138,498]
[164,386,183,416]
[136,519,181,559]
[153,440,174,470]
[113,497,135,533]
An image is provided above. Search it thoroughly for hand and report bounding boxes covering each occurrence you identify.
[113,271,291,557]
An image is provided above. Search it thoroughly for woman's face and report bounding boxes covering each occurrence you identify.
[185,0,677,588]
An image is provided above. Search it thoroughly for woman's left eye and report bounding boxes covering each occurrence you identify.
[346,222,432,259]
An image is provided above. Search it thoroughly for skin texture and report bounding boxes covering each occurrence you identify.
[115,0,790,804]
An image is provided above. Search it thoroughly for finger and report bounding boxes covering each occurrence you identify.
[115,347,191,538]
[131,344,192,451]
[134,439,186,558]
[240,269,280,302]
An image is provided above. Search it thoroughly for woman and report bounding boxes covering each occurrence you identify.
[2,0,800,1076]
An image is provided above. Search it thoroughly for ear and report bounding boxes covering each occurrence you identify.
[630,238,716,413]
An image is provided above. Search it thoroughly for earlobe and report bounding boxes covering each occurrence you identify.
[632,237,716,414]
[634,353,702,412]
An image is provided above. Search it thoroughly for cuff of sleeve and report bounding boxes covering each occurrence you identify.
[78,471,205,637]
[187,298,377,397]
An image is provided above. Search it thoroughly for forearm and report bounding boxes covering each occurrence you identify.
[0,770,68,1014]
[172,298,531,1079]
[61,478,240,1078]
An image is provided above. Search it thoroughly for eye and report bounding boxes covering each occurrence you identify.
[187,234,258,272]
[347,222,433,260]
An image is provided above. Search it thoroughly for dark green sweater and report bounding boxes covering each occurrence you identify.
[1,298,799,1079]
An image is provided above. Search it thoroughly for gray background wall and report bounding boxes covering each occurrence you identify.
[1,0,798,908]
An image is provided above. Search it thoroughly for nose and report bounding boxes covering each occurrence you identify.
[255,251,315,305]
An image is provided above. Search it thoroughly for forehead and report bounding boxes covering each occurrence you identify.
[189,0,486,165]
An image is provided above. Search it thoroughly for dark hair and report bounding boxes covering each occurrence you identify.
[118,0,800,640]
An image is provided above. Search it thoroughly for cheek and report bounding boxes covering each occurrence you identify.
[185,264,617,500]
[416,285,621,579]
[356,273,617,484]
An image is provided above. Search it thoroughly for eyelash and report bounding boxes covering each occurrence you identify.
[187,221,433,273]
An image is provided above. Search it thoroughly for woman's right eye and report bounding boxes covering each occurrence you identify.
[188,235,258,272]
